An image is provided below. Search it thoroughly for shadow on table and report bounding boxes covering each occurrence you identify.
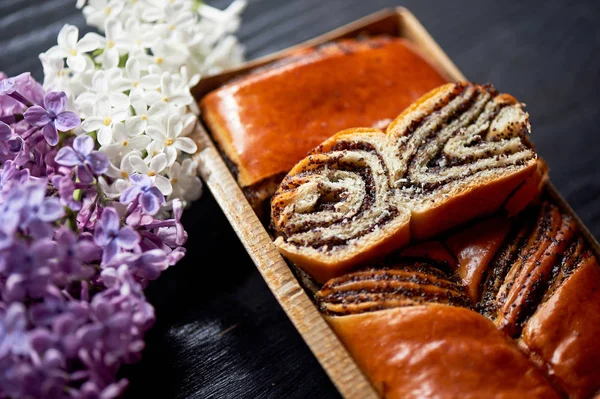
[119,190,340,399]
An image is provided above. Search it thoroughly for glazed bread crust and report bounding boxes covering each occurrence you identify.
[327,305,559,399]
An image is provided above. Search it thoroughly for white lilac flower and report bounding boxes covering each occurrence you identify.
[100,153,137,198]
[81,95,127,146]
[46,25,104,73]
[168,159,202,202]
[126,94,168,135]
[82,0,125,29]
[146,114,197,165]
[119,18,158,57]
[39,0,246,214]
[76,69,130,111]
[129,153,172,196]
[99,19,129,69]
[100,122,151,160]
[143,72,192,108]
[122,59,161,97]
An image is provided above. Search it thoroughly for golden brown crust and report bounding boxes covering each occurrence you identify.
[445,216,511,303]
[520,250,600,398]
[200,36,448,190]
[327,305,559,399]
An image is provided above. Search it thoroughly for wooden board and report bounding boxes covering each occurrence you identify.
[191,7,600,398]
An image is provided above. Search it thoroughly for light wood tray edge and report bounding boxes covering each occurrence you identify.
[192,123,378,399]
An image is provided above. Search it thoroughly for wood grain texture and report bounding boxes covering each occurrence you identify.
[1,1,599,398]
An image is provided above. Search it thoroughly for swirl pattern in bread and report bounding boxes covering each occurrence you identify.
[272,82,541,282]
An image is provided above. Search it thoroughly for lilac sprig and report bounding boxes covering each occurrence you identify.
[0,72,190,398]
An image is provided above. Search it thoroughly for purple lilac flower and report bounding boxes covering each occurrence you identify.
[12,181,65,239]
[1,239,58,302]
[0,71,195,399]
[54,227,100,285]
[121,174,164,215]
[51,174,82,211]
[155,199,187,247]
[105,249,168,281]
[23,91,80,146]
[0,122,10,140]
[94,207,140,264]
[0,303,30,357]
[0,160,29,193]
[55,135,109,183]
[0,123,23,155]
[0,72,44,109]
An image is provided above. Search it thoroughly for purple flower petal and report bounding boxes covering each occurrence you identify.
[101,207,120,233]
[42,122,59,146]
[86,151,109,175]
[94,224,107,246]
[78,324,103,347]
[55,147,81,166]
[39,197,65,222]
[76,164,94,184]
[116,227,140,249]
[44,91,67,115]
[120,185,142,205]
[0,121,12,140]
[76,240,102,263]
[140,188,163,215]
[23,105,51,127]
[55,111,81,131]
[129,173,152,188]
[27,218,53,239]
[103,239,119,263]
[73,135,94,156]
[7,136,23,153]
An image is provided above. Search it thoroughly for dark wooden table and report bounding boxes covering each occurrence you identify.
[1,0,599,398]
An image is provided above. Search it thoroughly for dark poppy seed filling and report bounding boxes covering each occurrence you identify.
[476,201,582,338]
[316,261,470,316]
[394,84,534,197]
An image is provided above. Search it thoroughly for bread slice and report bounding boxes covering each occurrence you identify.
[272,82,541,282]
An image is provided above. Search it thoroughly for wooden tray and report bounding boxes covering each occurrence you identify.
[190,7,600,398]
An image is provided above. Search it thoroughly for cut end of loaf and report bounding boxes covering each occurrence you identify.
[271,82,542,282]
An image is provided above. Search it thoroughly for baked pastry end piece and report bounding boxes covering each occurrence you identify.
[327,305,558,399]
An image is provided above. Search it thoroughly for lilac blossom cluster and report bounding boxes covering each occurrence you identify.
[0,73,187,398]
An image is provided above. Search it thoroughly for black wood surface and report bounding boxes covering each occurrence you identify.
[1,0,600,398]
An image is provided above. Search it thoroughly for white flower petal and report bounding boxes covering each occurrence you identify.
[138,74,160,89]
[146,125,166,141]
[165,146,177,166]
[77,32,105,53]
[129,154,150,174]
[111,108,128,123]
[109,93,130,110]
[81,117,105,132]
[150,153,168,173]
[125,116,146,136]
[95,96,112,117]
[128,135,151,150]
[58,25,79,49]
[147,101,168,117]
[67,55,88,73]
[97,125,114,146]
[102,47,119,69]
[174,137,197,154]
[154,174,173,196]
